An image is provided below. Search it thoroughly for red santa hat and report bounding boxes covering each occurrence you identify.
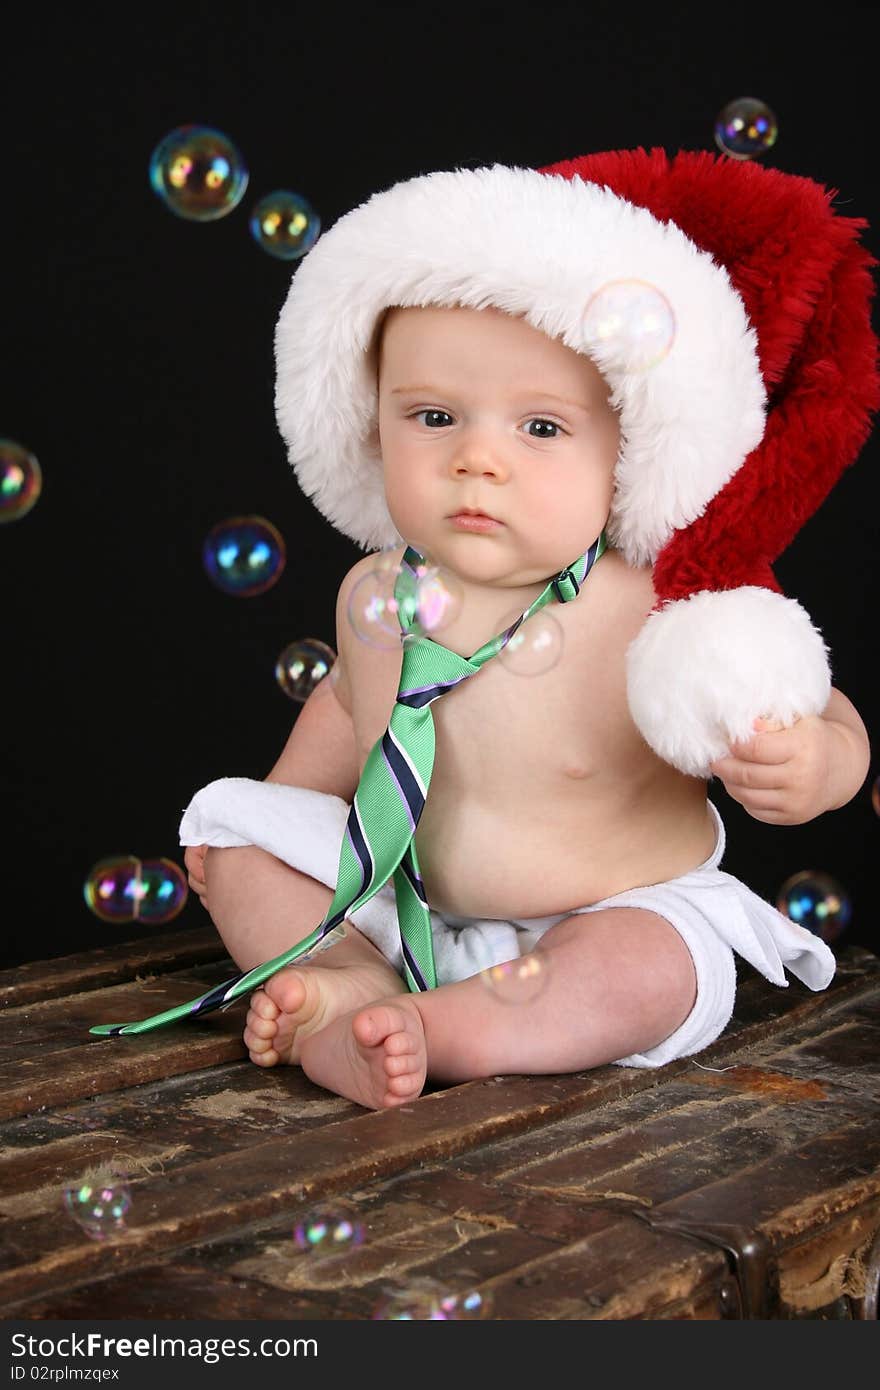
[273,148,879,778]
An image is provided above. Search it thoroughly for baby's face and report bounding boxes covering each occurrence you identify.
[376,305,620,590]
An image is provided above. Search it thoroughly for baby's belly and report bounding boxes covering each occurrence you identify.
[412,776,717,920]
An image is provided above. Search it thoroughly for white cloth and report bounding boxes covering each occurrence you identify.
[180,779,836,1069]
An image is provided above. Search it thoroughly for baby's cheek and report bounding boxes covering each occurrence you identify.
[387,474,433,534]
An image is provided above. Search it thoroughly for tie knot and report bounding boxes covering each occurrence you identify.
[397,631,479,707]
[551,567,580,603]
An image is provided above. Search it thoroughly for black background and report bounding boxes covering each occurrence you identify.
[2,2,878,971]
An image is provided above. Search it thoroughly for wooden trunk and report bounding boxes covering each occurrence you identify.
[1,929,879,1320]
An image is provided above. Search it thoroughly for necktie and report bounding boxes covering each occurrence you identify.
[90,530,607,1036]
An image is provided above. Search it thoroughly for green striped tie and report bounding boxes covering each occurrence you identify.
[90,531,607,1035]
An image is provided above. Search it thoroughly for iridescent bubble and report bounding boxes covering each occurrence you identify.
[84,856,143,924]
[582,280,676,371]
[293,1202,365,1258]
[203,516,286,597]
[84,857,187,924]
[404,562,464,640]
[436,1286,490,1319]
[372,1277,489,1320]
[872,775,880,817]
[0,439,42,523]
[249,190,321,261]
[347,562,406,650]
[776,870,852,945]
[481,953,550,1005]
[496,606,563,677]
[135,858,188,925]
[63,1180,132,1240]
[275,638,337,702]
[714,97,778,160]
[149,125,248,221]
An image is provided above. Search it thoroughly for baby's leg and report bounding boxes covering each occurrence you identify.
[204,846,405,1066]
[204,845,341,971]
[298,907,696,1109]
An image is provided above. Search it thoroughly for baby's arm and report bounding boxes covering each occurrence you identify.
[185,586,360,908]
[263,654,359,798]
[709,686,871,825]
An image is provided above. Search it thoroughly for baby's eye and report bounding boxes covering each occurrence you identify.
[412,409,453,428]
[524,418,562,439]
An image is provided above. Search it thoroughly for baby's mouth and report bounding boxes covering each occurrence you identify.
[448,512,503,530]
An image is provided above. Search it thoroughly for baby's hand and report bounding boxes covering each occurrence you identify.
[709,715,833,825]
[184,843,210,908]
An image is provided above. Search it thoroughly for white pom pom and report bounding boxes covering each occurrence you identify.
[626,588,832,777]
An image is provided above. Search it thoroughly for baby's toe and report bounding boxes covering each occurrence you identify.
[386,1071,420,1098]
[383,1029,417,1057]
[249,1046,279,1068]
[352,1003,404,1048]
[384,1052,415,1077]
[245,1011,277,1040]
[250,990,279,1021]
[243,1024,274,1054]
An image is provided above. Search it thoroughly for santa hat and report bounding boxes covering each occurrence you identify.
[273,148,879,778]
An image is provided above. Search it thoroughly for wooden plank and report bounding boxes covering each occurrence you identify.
[0,1065,359,1215]
[2,939,874,1129]
[774,1196,880,1315]
[2,1021,877,1317]
[456,1088,874,1207]
[0,965,248,1121]
[0,1065,696,1310]
[750,1007,880,1104]
[10,1261,346,1321]
[376,1109,880,1319]
[0,926,227,1008]
[0,945,877,1316]
[697,945,880,1059]
[6,1173,719,1321]
[18,1161,875,1320]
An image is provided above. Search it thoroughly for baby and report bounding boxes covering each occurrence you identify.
[179,151,875,1110]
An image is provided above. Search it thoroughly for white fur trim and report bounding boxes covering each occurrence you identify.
[275,164,766,562]
[626,588,832,777]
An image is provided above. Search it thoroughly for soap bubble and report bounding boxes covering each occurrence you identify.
[84,856,143,924]
[776,869,852,945]
[149,124,248,221]
[401,562,464,640]
[293,1202,365,1258]
[347,561,406,650]
[443,1287,489,1318]
[714,97,778,160]
[202,515,286,597]
[582,279,676,372]
[63,1180,132,1240]
[0,439,42,523]
[372,1277,490,1320]
[135,858,188,924]
[84,856,187,924]
[275,638,337,702]
[496,606,563,677]
[481,953,550,1005]
[249,190,321,260]
[347,552,465,648]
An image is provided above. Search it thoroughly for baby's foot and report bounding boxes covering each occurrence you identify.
[299,997,427,1110]
[243,944,405,1067]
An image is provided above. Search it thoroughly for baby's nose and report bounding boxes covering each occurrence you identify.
[451,442,508,477]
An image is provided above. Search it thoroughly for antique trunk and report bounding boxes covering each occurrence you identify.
[1,928,879,1321]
